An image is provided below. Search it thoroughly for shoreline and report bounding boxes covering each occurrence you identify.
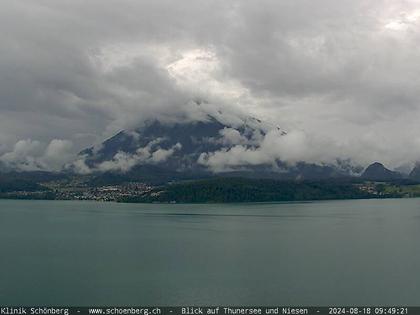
[0,194,411,205]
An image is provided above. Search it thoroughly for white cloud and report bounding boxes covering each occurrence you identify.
[152,143,182,163]
[44,139,74,169]
[96,151,139,173]
[3,1,420,170]
[219,128,248,145]
[95,140,182,173]
[72,155,92,175]
[0,139,74,171]
[198,129,348,172]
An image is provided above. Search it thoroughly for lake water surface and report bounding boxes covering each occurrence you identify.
[0,198,419,305]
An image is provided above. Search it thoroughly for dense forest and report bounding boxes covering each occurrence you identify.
[0,178,43,193]
[2,171,420,203]
[121,177,377,203]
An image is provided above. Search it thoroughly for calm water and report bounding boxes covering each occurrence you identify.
[0,198,419,305]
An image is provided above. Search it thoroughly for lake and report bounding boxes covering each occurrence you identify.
[0,198,419,305]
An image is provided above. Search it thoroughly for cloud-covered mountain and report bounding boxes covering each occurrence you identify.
[77,113,276,171]
[409,163,420,181]
[3,1,420,171]
[73,112,360,182]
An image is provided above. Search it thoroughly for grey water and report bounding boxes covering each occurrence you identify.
[0,198,419,306]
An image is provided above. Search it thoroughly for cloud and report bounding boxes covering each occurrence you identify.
[2,1,420,170]
[152,143,182,163]
[95,139,182,173]
[43,140,74,170]
[0,139,74,171]
[219,128,249,145]
[198,129,338,172]
[96,152,141,173]
[72,155,92,175]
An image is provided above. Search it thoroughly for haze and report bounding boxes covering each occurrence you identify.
[1,0,420,172]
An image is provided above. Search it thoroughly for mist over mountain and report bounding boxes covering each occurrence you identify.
[3,1,420,176]
[0,104,417,184]
[65,111,366,183]
[409,163,420,181]
[79,112,271,169]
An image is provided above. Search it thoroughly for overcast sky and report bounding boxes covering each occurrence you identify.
[2,0,420,171]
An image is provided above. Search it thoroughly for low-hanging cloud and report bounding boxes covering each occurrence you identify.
[2,0,420,171]
[89,139,182,173]
[0,139,74,171]
[198,129,340,172]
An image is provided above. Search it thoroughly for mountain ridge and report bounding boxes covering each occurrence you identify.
[75,114,362,183]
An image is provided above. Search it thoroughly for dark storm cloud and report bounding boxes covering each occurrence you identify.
[1,0,420,170]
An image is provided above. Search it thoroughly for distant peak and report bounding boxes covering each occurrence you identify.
[366,162,386,170]
[362,162,401,180]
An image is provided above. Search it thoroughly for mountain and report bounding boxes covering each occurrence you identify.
[81,117,238,170]
[409,163,420,181]
[361,162,402,180]
[78,114,354,184]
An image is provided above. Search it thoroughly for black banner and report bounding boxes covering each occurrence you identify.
[0,307,418,315]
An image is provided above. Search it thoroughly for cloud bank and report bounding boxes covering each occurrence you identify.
[96,139,182,173]
[0,139,73,171]
[2,0,420,171]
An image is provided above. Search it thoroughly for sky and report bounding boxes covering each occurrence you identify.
[2,0,420,172]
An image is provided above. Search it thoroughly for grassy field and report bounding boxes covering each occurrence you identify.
[376,183,420,197]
